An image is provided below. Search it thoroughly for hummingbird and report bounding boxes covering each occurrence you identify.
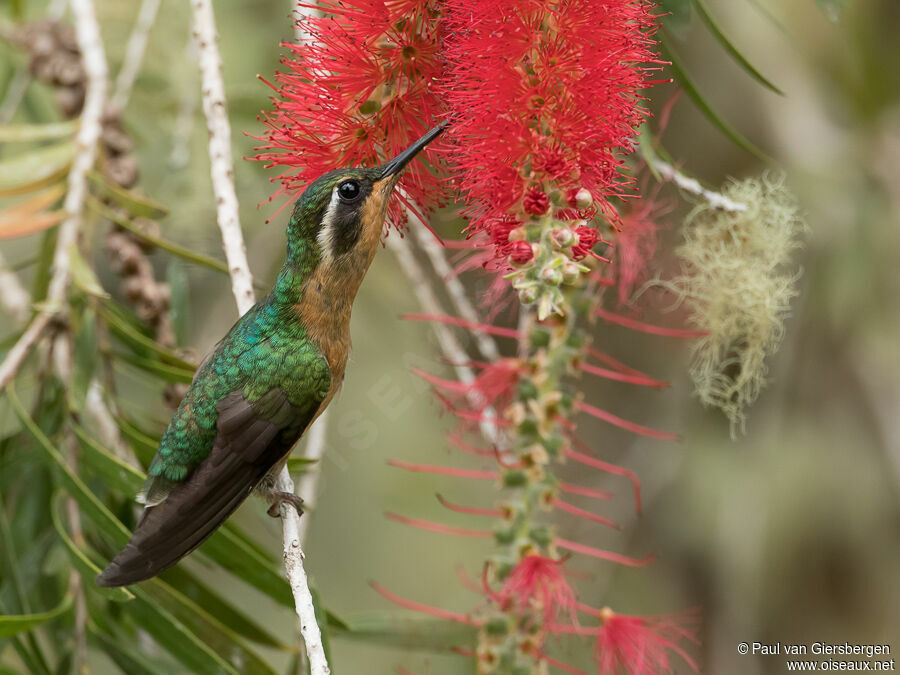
[97,123,446,587]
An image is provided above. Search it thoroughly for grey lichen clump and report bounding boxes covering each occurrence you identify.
[675,173,806,436]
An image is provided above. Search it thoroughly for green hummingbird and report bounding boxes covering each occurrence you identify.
[97,123,446,587]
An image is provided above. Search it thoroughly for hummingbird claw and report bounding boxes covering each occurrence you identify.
[267,492,305,518]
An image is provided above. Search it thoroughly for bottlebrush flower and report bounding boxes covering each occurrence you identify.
[591,607,698,675]
[254,0,447,224]
[493,553,576,626]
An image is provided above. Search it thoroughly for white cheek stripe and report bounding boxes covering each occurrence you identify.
[316,186,341,261]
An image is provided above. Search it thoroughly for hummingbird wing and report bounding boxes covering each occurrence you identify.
[97,362,330,587]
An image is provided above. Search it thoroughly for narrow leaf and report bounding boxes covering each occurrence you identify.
[661,40,771,161]
[98,302,196,370]
[113,351,195,384]
[86,170,168,219]
[69,308,99,414]
[286,456,317,474]
[141,579,279,675]
[0,143,74,197]
[0,185,66,240]
[0,121,78,143]
[124,588,241,675]
[71,424,144,496]
[68,245,109,299]
[690,0,784,94]
[333,612,477,652]
[0,595,73,638]
[49,492,134,602]
[7,384,131,547]
[87,624,170,675]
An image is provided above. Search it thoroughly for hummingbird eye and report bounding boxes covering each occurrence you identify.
[337,180,361,202]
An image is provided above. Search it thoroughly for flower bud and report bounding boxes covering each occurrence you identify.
[518,286,538,304]
[508,240,534,266]
[508,226,528,242]
[523,186,550,215]
[561,261,581,284]
[567,187,593,209]
[550,227,575,249]
[540,265,563,286]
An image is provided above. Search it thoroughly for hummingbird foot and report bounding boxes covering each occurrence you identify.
[267,492,305,518]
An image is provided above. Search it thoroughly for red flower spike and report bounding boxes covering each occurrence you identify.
[496,553,577,626]
[593,608,699,675]
[440,0,659,263]
[255,0,447,224]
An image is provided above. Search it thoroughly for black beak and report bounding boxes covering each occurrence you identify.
[380,121,448,179]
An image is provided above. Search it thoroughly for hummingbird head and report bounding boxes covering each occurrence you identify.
[287,122,446,267]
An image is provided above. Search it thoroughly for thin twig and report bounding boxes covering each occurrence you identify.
[387,222,500,446]
[654,159,748,212]
[407,205,500,362]
[110,0,160,112]
[0,0,108,389]
[295,408,330,546]
[190,1,328,671]
[191,0,255,315]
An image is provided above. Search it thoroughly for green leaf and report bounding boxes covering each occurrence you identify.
[814,0,845,22]
[49,492,134,602]
[113,414,159,467]
[31,228,57,301]
[7,384,131,548]
[141,579,279,675]
[86,196,231,275]
[86,170,168,219]
[0,594,73,638]
[286,456,318,474]
[113,351,196,384]
[159,567,293,650]
[98,302,196,370]
[661,40,771,161]
[0,143,73,197]
[334,612,476,652]
[690,0,784,95]
[87,624,170,675]
[124,587,241,675]
[69,308,98,414]
[68,244,110,299]
[198,526,293,608]
[71,424,144,497]
[0,121,78,143]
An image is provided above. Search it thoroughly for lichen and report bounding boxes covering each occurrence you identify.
[674,173,806,435]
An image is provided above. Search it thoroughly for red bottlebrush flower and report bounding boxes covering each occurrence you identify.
[523,186,551,216]
[592,608,699,675]
[494,553,576,626]
[572,224,609,262]
[415,358,523,415]
[441,0,658,255]
[255,0,447,225]
[615,199,666,305]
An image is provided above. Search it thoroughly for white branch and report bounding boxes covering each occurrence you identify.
[110,0,160,111]
[0,0,107,390]
[295,408,330,546]
[408,217,500,362]
[387,223,500,446]
[190,2,328,672]
[191,0,255,316]
[655,160,748,213]
[0,250,30,323]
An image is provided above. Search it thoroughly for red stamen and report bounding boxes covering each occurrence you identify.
[401,313,520,338]
[585,347,653,378]
[576,401,679,441]
[558,482,613,501]
[385,512,493,539]
[388,460,498,480]
[565,444,643,515]
[437,494,503,518]
[556,538,654,567]
[370,582,475,625]
[595,307,709,338]
[538,652,592,675]
[579,362,669,389]
[553,499,619,530]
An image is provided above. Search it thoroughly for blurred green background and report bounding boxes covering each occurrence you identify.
[2,0,899,673]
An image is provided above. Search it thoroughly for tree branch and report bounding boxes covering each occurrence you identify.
[295,409,330,546]
[654,159,748,212]
[189,1,329,671]
[110,0,160,112]
[0,0,107,390]
[191,0,255,316]
[0,250,31,323]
